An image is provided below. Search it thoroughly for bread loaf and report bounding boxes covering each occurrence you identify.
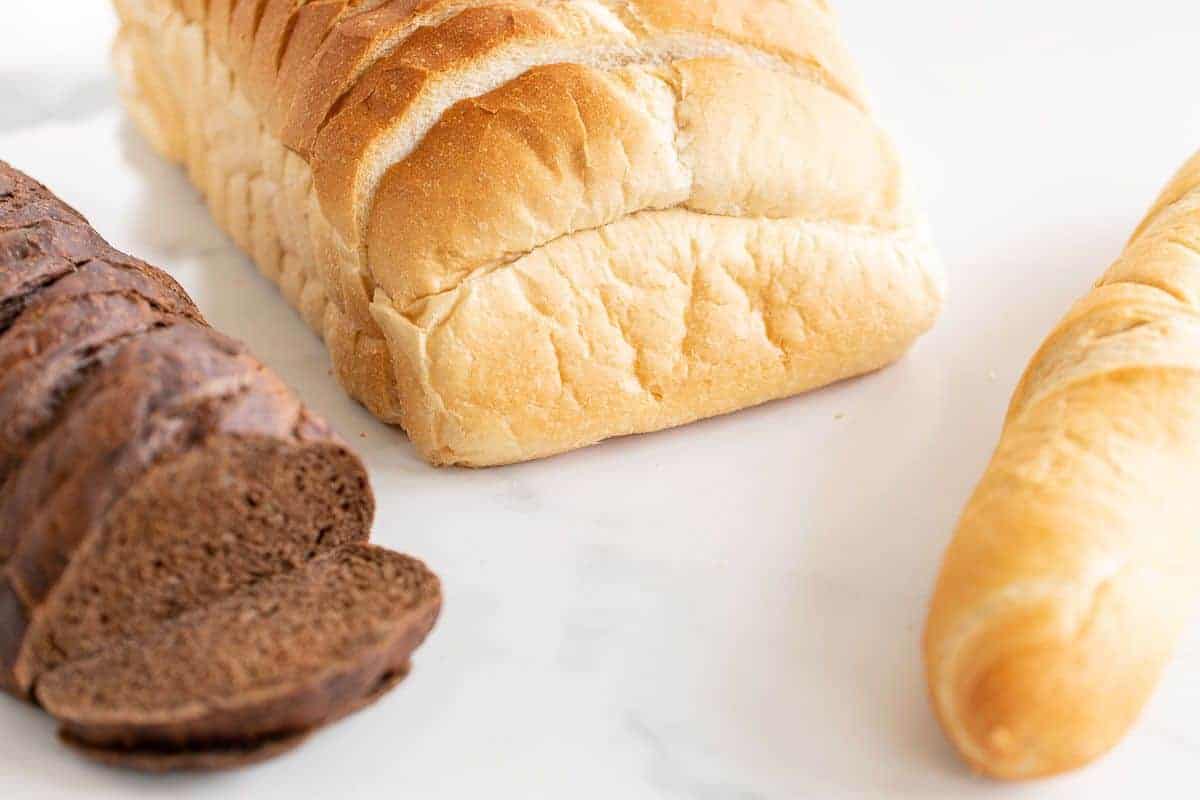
[924,149,1200,778]
[0,161,441,769]
[112,0,944,466]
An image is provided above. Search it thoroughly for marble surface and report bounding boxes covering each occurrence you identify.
[3,2,1200,797]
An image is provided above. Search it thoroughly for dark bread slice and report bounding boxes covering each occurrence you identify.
[38,545,440,757]
[59,662,412,772]
[0,325,373,695]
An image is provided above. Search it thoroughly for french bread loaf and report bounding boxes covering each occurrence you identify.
[924,149,1200,778]
[0,161,441,770]
[112,0,944,466]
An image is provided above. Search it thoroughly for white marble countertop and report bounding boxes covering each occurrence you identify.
[4,2,1200,797]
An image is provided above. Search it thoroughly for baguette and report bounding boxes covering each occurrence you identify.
[113,0,944,466]
[924,149,1200,778]
[0,161,441,770]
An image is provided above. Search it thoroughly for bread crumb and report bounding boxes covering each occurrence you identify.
[834,413,846,421]
[988,370,998,381]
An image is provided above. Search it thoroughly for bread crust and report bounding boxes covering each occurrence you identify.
[56,658,412,772]
[59,728,311,772]
[114,0,943,465]
[924,149,1200,779]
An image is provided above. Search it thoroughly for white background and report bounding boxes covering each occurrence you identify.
[2,2,1200,797]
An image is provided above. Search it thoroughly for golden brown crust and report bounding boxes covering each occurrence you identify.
[924,150,1200,779]
[278,0,447,153]
[116,0,943,465]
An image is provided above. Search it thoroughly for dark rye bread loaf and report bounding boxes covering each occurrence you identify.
[0,325,375,692]
[0,161,441,770]
[39,545,439,763]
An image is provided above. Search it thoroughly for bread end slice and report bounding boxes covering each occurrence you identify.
[38,545,440,762]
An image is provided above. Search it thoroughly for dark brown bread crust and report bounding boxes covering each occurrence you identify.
[59,728,312,772]
[0,164,196,333]
[57,662,411,772]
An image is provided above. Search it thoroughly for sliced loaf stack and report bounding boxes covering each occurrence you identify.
[0,162,441,770]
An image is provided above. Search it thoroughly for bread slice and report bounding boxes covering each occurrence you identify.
[38,545,440,758]
[0,326,374,696]
[114,0,944,466]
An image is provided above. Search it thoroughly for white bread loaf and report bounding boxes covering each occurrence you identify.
[925,149,1200,778]
[112,0,944,466]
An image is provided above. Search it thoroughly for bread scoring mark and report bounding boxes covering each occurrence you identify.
[1006,306,1200,429]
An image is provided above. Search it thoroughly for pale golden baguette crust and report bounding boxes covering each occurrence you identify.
[113,0,943,465]
[925,150,1200,779]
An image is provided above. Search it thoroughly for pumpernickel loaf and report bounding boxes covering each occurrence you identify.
[113,0,944,466]
[0,161,441,770]
[0,327,375,693]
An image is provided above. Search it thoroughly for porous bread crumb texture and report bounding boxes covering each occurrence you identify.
[39,545,440,751]
[923,148,1200,780]
[25,435,373,684]
[113,0,944,466]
